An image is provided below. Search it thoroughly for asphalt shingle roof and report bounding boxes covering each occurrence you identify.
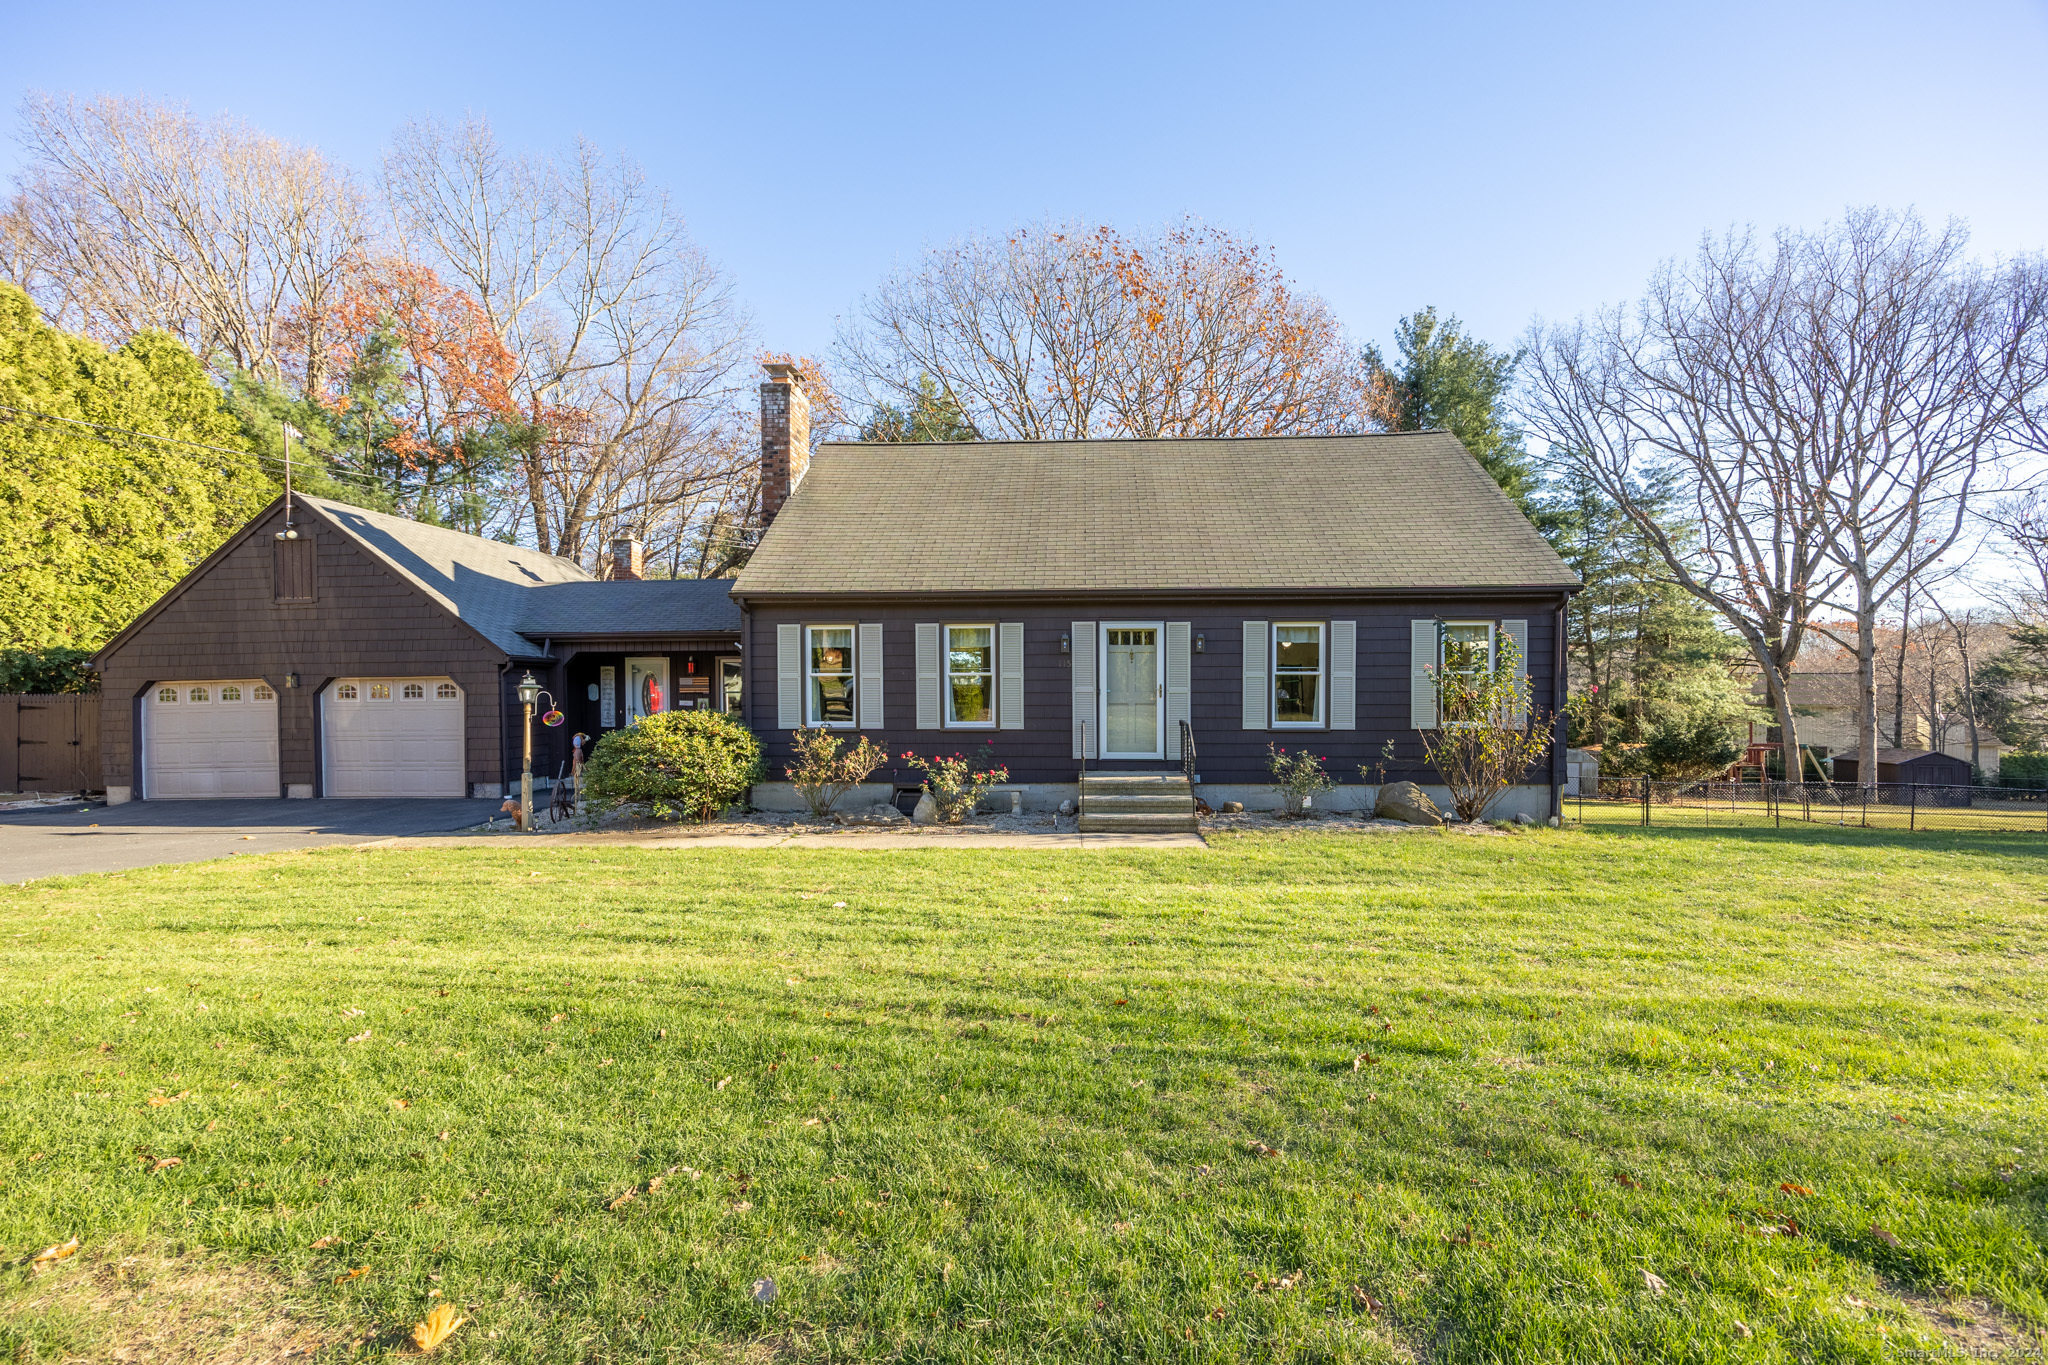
[731,432,1577,597]
[516,580,741,636]
[305,496,739,657]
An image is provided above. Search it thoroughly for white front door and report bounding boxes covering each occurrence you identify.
[143,681,280,798]
[625,657,669,723]
[1100,623,1163,760]
[323,678,465,798]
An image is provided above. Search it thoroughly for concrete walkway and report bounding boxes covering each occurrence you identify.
[0,798,502,883]
[360,827,1207,851]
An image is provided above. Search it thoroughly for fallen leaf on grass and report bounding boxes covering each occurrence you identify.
[32,1237,79,1263]
[1614,1173,1641,1189]
[410,1302,466,1353]
[1640,1270,1666,1296]
[1871,1225,1901,1247]
[1352,1053,1379,1070]
[716,1076,732,1090]
[1443,1226,1495,1248]
[335,1266,368,1284]
[346,1030,371,1044]
[149,1157,183,1172]
[607,1190,636,1211]
[391,1098,411,1109]
[802,1117,822,1128]
[1846,1294,1872,1309]
[646,1176,664,1193]
[1350,1285,1383,1317]
[1733,1320,1752,1339]
[1248,1142,1282,1159]
[731,1200,753,1213]
[1779,1182,1814,1196]
[310,1236,341,1250]
[146,1091,189,1107]
[435,1130,450,1141]
[1253,1270,1301,1292]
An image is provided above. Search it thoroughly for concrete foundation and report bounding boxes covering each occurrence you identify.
[746,780,1557,821]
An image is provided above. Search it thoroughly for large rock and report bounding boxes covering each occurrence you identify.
[911,791,940,826]
[1374,781,1444,826]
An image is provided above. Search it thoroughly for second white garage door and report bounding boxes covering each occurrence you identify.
[323,678,466,798]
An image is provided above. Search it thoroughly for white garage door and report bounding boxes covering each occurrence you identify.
[324,678,465,798]
[144,681,280,799]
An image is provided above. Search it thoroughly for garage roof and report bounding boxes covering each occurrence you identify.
[305,497,739,657]
[515,580,741,637]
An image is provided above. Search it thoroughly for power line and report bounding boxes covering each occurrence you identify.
[0,401,402,494]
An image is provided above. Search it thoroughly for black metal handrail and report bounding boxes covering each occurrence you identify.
[1180,719,1196,784]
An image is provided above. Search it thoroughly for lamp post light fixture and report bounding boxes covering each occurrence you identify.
[517,670,542,831]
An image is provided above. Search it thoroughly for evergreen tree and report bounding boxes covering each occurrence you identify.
[1364,307,1538,511]
[0,283,273,650]
[859,374,980,443]
[1540,464,1763,774]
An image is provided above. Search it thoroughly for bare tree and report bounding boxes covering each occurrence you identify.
[1525,212,2047,786]
[1523,232,1847,784]
[382,118,751,566]
[3,93,366,389]
[1789,212,2047,788]
[835,221,1366,440]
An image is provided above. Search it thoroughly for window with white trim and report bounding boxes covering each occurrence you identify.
[437,683,458,700]
[337,683,358,700]
[252,683,274,701]
[157,687,178,704]
[1440,621,1494,725]
[806,626,856,727]
[188,686,210,703]
[369,683,391,700]
[221,685,242,702]
[945,624,994,727]
[403,683,425,699]
[1272,622,1323,727]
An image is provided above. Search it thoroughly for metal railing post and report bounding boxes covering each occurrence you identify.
[1642,779,1650,828]
[1910,782,1917,832]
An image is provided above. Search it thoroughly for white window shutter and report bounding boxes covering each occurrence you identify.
[1165,621,1191,757]
[1410,619,1438,730]
[1331,619,1356,730]
[915,623,942,730]
[1241,620,1268,730]
[858,622,884,729]
[998,621,1024,730]
[777,623,801,729]
[1503,619,1530,728]
[1071,621,1096,759]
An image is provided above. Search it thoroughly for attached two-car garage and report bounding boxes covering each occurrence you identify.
[140,677,464,799]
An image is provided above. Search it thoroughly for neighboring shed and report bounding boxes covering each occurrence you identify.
[1830,748,1972,788]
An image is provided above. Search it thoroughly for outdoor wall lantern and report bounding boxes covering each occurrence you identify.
[1194,633,1205,653]
[517,672,542,707]
[1059,632,1070,654]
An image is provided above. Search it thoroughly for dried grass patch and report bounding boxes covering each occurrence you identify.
[3,1249,345,1364]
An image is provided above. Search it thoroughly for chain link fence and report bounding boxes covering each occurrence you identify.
[1572,779,2048,834]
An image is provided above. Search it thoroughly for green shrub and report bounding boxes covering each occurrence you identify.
[1999,752,2048,789]
[786,728,889,817]
[0,647,99,694]
[581,711,761,822]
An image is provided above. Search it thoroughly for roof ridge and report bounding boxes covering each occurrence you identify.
[819,429,1455,451]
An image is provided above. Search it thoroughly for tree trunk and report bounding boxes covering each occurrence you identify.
[1891,582,1911,748]
[1858,605,1880,790]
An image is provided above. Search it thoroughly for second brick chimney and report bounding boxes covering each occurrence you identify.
[759,361,811,528]
[609,536,644,580]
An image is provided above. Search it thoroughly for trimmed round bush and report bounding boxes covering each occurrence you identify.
[580,710,761,823]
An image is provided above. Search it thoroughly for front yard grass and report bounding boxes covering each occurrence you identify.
[1,824,2044,1362]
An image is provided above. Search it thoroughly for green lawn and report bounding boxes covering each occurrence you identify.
[2,824,2045,1363]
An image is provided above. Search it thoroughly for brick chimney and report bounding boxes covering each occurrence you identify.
[759,361,811,528]
[609,536,644,581]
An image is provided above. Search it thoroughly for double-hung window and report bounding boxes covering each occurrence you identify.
[1439,621,1494,725]
[1273,622,1324,726]
[806,626,856,727]
[945,625,994,727]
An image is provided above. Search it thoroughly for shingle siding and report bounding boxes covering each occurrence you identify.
[97,503,509,795]
[744,595,1567,789]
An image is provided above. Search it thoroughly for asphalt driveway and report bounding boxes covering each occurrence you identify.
[0,798,502,883]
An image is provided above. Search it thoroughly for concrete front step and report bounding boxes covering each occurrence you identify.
[1078,811,1200,834]
[1078,770,1197,833]
[1083,793,1195,815]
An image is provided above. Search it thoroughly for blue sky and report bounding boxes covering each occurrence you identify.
[5,0,2046,364]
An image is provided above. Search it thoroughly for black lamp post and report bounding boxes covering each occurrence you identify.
[517,671,541,831]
